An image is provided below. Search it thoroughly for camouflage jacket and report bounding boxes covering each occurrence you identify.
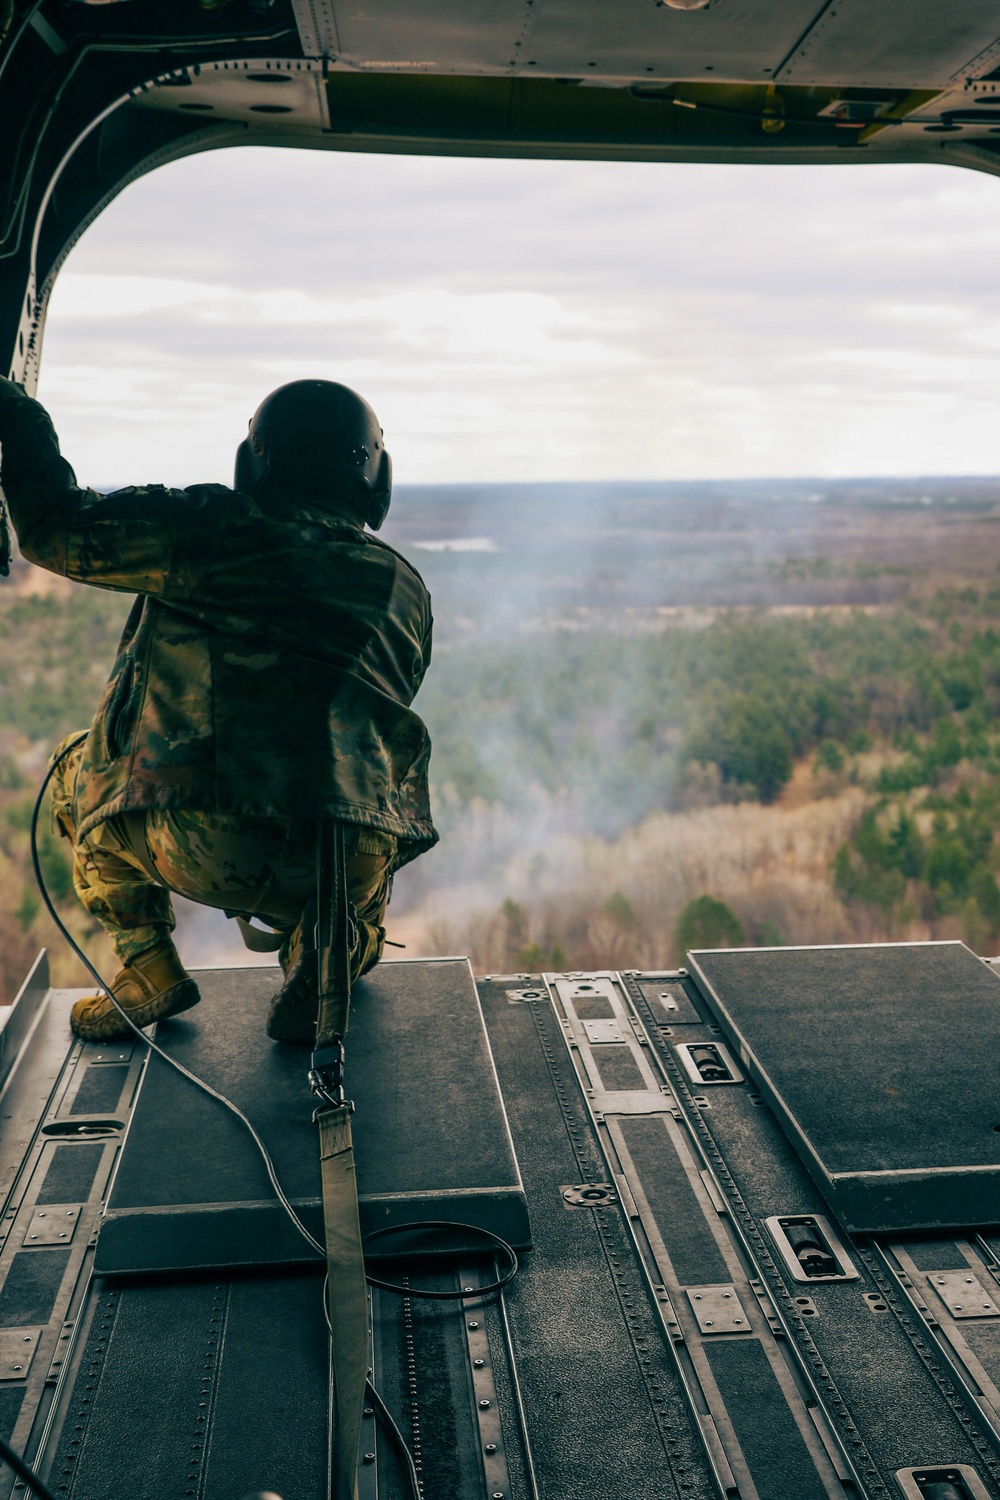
[0,379,437,868]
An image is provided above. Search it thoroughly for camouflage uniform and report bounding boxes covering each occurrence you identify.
[0,378,436,974]
[49,733,395,978]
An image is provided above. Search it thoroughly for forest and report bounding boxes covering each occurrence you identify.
[412,583,1000,968]
[3,474,1000,995]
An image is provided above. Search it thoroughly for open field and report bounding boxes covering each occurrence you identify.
[384,475,1000,627]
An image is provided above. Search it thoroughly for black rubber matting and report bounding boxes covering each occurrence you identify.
[705,1339,830,1500]
[618,1115,730,1286]
[688,941,1000,1232]
[0,1249,69,1326]
[36,1142,104,1205]
[96,958,529,1275]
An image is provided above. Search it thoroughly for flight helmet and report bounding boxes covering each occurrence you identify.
[234,379,392,529]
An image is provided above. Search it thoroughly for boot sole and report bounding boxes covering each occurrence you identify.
[265,965,318,1046]
[71,979,201,1043]
[265,1008,317,1046]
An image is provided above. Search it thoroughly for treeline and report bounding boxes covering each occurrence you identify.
[0,584,126,995]
[420,583,1000,959]
[6,571,1000,990]
[0,587,127,741]
[422,585,1000,821]
[17,576,1000,833]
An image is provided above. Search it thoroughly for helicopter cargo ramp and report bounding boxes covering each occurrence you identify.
[0,944,997,1498]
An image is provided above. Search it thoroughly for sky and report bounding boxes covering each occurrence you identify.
[33,145,1000,486]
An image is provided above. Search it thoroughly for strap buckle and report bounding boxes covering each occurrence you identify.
[309,1037,354,1114]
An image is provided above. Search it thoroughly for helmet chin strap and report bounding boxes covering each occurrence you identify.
[363,450,392,531]
[233,434,269,496]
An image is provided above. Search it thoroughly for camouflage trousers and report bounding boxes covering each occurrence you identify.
[49,732,396,978]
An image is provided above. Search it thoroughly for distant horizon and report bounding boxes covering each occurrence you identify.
[83,473,1000,497]
[393,474,1000,492]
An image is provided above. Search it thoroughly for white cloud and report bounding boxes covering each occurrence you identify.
[49,275,221,319]
[34,148,1000,484]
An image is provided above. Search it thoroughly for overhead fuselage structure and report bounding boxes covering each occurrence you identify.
[5,0,1000,391]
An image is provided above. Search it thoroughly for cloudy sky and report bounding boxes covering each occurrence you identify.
[34,146,1000,486]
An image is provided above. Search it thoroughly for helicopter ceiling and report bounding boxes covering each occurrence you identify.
[3,0,1000,392]
[298,0,1000,89]
[128,0,1000,155]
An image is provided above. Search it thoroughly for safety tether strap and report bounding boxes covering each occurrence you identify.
[310,821,367,1500]
[318,1104,367,1500]
[234,916,285,952]
[316,820,351,1049]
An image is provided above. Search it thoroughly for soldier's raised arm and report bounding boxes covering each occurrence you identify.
[0,377,78,575]
[0,376,215,595]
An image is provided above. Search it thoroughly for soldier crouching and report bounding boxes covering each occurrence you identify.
[0,378,437,1045]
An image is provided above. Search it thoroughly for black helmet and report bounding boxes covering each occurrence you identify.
[234,379,392,530]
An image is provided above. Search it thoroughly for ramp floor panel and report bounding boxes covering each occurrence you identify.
[96,959,529,1275]
[45,1274,330,1500]
[1,950,1000,1497]
[622,972,999,1488]
[687,941,1000,1231]
[475,982,715,1500]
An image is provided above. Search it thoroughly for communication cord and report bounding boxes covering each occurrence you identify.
[32,735,326,1254]
[24,733,518,1499]
[0,1433,56,1500]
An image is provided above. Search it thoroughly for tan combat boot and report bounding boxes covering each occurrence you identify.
[70,940,200,1042]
